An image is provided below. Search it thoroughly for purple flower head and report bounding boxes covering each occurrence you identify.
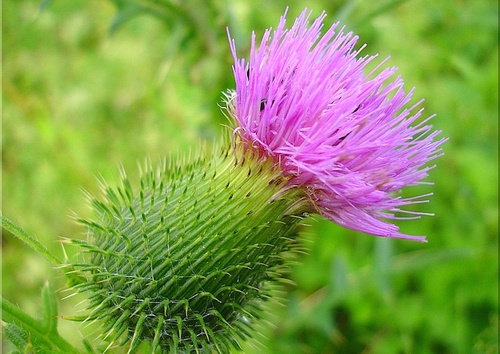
[226,9,446,241]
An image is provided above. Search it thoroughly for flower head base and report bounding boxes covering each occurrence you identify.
[227,9,446,241]
[71,146,308,352]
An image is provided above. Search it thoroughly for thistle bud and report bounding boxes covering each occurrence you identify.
[72,145,308,352]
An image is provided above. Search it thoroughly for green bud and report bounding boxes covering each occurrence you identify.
[70,143,308,352]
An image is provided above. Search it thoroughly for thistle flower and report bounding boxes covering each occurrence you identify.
[227,8,446,241]
[68,8,445,353]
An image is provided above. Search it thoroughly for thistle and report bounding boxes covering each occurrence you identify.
[72,145,307,352]
[69,8,446,353]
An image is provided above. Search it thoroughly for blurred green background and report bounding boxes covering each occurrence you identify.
[2,0,498,353]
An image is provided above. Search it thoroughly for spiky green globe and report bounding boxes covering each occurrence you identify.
[71,144,308,352]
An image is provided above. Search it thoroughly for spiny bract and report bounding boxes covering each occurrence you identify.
[70,145,308,353]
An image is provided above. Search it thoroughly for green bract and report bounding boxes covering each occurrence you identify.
[70,143,308,352]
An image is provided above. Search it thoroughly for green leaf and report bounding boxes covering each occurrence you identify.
[2,322,29,350]
[41,282,58,336]
[2,298,53,352]
[0,215,61,267]
[2,321,52,353]
[1,283,81,353]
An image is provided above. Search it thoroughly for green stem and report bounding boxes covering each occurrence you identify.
[1,296,80,353]
[0,215,61,267]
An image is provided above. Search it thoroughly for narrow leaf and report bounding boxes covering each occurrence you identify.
[1,296,53,349]
[2,322,28,350]
[0,215,61,267]
[1,295,80,353]
[41,282,58,335]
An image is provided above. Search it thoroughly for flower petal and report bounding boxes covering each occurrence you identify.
[227,9,447,240]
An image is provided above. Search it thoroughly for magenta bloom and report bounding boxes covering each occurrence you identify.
[227,9,446,241]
